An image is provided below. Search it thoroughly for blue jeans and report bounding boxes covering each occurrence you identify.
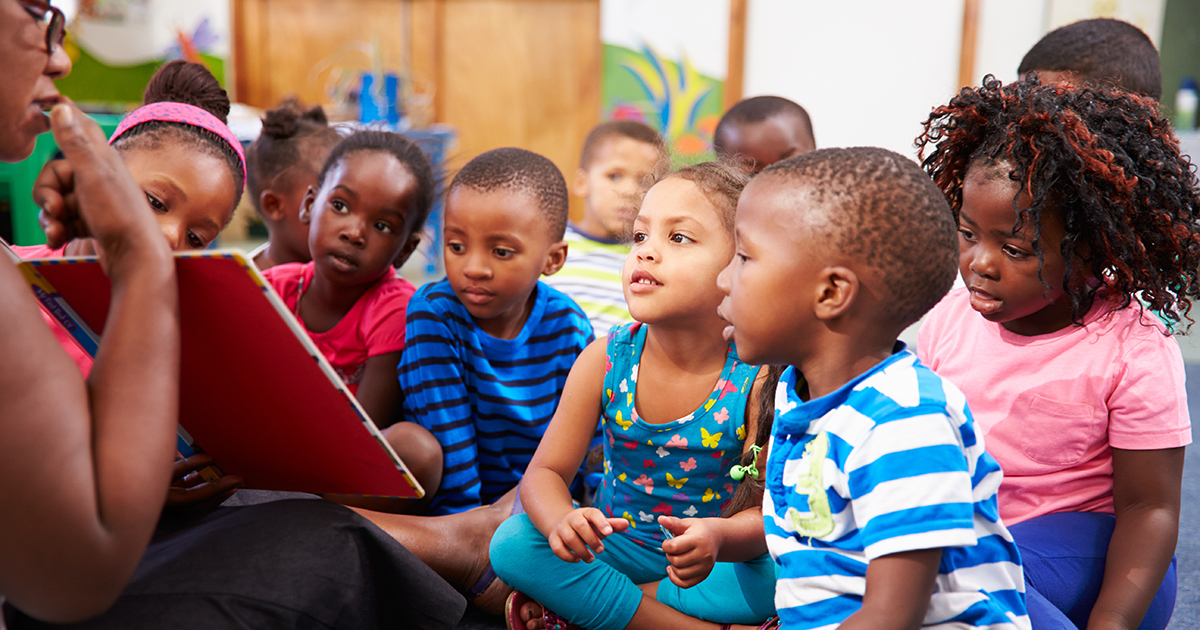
[490,514,777,630]
[1011,512,1176,630]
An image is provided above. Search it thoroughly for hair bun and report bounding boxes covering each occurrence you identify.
[261,106,301,139]
[301,104,329,125]
[142,60,231,124]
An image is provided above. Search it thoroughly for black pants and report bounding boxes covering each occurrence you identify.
[5,493,466,630]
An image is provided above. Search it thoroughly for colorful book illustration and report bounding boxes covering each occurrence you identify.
[4,244,422,499]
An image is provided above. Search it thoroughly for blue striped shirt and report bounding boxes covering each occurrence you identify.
[765,348,1029,630]
[398,280,594,514]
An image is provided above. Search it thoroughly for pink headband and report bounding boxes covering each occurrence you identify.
[110,101,247,183]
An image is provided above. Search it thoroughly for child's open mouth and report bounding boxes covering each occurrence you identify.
[967,287,1003,315]
[329,253,358,272]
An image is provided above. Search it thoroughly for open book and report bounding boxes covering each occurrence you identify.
[3,243,422,499]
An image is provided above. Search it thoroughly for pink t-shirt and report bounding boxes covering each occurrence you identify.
[918,287,1192,525]
[12,243,94,376]
[263,262,415,395]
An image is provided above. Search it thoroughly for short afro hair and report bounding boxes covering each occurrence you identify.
[1018,18,1161,99]
[449,147,569,240]
[758,147,958,330]
[579,120,666,170]
[714,96,814,157]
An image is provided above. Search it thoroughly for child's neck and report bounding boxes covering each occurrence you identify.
[299,269,381,334]
[798,332,899,401]
[642,314,730,373]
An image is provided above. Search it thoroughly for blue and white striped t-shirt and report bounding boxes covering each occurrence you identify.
[765,348,1029,630]
[398,280,594,514]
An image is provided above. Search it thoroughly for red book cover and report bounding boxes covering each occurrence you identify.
[17,250,422,499]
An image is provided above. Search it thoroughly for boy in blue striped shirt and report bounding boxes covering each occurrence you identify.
[398,147,594,516]
[716,147,1030,630]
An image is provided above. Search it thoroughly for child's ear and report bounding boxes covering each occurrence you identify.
[573,168,590,198]
[259,189,286,222]
[298,186,318,224]
[393,232,422,269]
[541,240,569,277]
[813,266,859,320]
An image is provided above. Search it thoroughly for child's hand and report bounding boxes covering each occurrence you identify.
[32,100,166,273]
[164,454,243,511]
[659,515,721,588]
[548,507,629,564]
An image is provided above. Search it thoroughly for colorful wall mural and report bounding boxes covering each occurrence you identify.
[601,0,730,164]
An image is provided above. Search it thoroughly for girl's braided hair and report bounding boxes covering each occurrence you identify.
[916,75,1200,328]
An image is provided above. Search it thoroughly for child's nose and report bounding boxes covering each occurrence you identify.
[159,218,187,251]
[968,247,999,279]
[339,219,366,246]
[463,252,492,279]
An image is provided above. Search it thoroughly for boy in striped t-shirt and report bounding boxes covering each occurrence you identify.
[545,121,665,335]
[398,148,594,516]
[716,147,1029,630]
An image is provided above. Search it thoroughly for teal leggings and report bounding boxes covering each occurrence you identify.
[490,514,777,630]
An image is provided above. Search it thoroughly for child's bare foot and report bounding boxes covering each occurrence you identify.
[462,490,517,615]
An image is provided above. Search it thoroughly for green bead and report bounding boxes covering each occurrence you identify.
[730,466,745,481]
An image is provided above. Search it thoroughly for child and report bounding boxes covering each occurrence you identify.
[1018,18,1161,98]
[916,76,1197,630]
[490,162,779,630]
[397,146,593,515]
[261,130,444,506]
[245,99,341,270]
[544,120,665,334]
[713,96,815,174]
[16,60,244,383]
[719,147,1030,630]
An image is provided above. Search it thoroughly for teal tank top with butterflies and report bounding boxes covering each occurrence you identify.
[594,322,758,550]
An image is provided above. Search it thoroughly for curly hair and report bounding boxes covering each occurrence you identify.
[916,75,1200,327]
[656,161,750,235]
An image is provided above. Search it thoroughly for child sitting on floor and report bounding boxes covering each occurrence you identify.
[14,60,245,380]
[916,76,1197,630]
[246,98,341,270]
[395,146,593,516]
[261,130,444,507]
[491,162,778,630]
[719,147,1030,629]
[713,96,815,174]
[544,120,665,334]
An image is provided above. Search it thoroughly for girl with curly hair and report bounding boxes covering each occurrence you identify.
[915,75,1200,630]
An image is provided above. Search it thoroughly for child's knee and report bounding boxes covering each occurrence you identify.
[489,514,544,578]
[383,422,444,490]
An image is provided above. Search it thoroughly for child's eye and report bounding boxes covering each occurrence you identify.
[493,248,514,259]
[145,192,166,212]
[447,242,465,254]
[608,172,622,182]
[1002,245,1030,259]
[187,231,206,249]
[957,228,976,242]
[331,200,348,213]
[375,222,393,234]
[670,233,693,244]
[631,231,647,243]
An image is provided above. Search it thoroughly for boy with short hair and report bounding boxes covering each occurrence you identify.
[398,147,594,516]
[544,121,664,334]
[1018,17,1162,98]
[717,147,1030,629]
[713,95,815,174]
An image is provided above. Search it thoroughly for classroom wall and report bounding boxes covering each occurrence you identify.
[741,0,1047,160]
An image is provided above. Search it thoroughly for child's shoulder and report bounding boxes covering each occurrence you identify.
[261,261,312,296]
[846,350,968,428]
